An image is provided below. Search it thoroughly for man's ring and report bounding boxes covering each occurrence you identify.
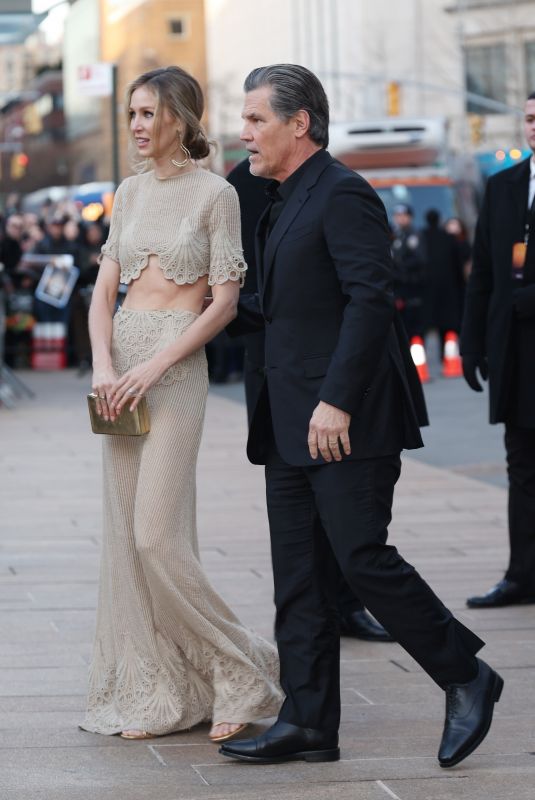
[99,395,105,399]
[127,388,136,395]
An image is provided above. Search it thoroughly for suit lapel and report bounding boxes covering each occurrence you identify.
[258,150,335,299]
[254,203,271,310]
[506,158,531,235]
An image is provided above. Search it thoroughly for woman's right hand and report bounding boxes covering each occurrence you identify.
[92,366,119,421]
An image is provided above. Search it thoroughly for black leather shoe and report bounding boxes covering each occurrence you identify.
[340,609,394,642]
[466,578,535,608]
[438,658,503,768]
[219,720,340,764]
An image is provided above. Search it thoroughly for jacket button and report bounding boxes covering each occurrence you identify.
[264,315,272,324]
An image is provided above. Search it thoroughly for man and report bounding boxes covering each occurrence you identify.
[227,157,392,642]
[220,64,502,768]
[461,92,535,608]
[421,208,464,347]
[0,214,24,277]
[391,203,426,339]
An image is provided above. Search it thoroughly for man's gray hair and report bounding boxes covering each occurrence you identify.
[244,64,329,148]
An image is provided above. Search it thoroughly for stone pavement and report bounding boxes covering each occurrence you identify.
[1,370,534,800]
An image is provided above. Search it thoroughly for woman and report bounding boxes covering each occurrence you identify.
[80,66,281,742]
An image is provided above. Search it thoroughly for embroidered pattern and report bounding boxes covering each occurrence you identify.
[111,308,202,385]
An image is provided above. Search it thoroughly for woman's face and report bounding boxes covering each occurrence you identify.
[129,85,181,161]
[445,218,461,236]
[64,220,79,240]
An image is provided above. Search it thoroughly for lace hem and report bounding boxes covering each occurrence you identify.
[208,256,247,288]
[98,242,120,265]
[81,632,282,735]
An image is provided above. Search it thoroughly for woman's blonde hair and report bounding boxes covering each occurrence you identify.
[125,66,210,168]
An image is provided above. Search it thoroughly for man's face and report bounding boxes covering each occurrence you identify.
[240,86,297,181]
[6,215,23,240]
[524,99,535,153]
[393,211,411,229]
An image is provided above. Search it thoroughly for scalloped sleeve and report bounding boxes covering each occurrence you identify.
[208,184,247,287]
[98,183,124,265]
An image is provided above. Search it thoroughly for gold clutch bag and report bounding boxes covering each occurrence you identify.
[87,393,150,436]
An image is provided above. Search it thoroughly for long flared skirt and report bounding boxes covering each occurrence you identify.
[81,307,282,735]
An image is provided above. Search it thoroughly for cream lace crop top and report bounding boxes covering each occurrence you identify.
[99,168,247,287]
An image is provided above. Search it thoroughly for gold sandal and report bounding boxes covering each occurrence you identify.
[208,723,248,743]
[120,730,155,740]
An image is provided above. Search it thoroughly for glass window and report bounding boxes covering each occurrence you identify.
[168,17,187,37]
[526,42,535,95]
[464,44,507,114]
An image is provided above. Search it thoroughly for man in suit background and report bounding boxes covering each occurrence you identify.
[461,92,535,608]
[220,64,502,768]
[227,157,392,642]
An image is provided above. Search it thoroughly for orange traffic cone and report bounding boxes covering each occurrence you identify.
[410,336,430,383]
[442,331,463,378]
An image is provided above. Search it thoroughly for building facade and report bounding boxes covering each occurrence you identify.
[205,0,535,163]
[63,0,207,184]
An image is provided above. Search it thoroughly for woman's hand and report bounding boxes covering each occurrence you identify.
[111,356,168,413]
[92,366,119,421]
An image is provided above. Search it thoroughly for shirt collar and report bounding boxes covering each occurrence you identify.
[530,156,535,180]
[265,149,325,203]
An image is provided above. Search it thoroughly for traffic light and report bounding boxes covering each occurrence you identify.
[468,114,484,146]
[387,82,401,116]
[10,152,29,180]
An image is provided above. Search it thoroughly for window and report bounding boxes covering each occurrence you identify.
[526,42,535,95]
[168,17,189,39]
[464,44,507,113]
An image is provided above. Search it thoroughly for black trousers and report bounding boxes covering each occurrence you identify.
[265,447,483,732]
[244,353,365,618]
[504,424,535,590]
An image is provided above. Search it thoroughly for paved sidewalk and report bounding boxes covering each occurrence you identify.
[0,371,534,800]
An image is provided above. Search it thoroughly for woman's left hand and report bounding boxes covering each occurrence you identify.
[111,356,168,412]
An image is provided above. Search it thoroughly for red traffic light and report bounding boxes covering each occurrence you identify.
[17,153,29,167]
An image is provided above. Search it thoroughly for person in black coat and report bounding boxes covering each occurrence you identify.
[421,208,465,343]
[220,63,502,769]
[227,157,392,642]
[461,92,535,608]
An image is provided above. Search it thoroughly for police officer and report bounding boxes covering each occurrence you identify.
[391,203,426,339]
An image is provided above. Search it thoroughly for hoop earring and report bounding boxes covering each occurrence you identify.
[171,142,191,168]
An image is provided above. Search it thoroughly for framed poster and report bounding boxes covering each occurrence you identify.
[35,255,79,309]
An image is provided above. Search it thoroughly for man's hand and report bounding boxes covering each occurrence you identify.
[462,355,488,392]
[308,401,351,462]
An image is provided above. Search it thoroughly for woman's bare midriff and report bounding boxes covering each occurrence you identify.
[121,256,209,314]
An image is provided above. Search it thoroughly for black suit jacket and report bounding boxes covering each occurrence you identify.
[461,157,535,424]
[230,149,427,466]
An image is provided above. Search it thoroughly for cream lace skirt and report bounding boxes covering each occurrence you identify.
[81,307,282,735]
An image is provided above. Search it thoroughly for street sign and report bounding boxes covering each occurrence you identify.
[77,63,113,98]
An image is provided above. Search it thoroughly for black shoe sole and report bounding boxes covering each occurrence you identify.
[219,747,340,764]
[439,672,504,768]
[466,596,535,608]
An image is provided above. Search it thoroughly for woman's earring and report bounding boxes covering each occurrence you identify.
[171,137,191,168]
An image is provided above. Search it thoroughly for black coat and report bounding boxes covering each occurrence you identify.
[230,150,427,466]
[421,225,464,332]
[461,157,535,424]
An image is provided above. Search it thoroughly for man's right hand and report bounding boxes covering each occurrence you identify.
[462,355,488,392]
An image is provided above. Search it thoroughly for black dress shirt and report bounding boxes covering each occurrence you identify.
[264,150,325,239]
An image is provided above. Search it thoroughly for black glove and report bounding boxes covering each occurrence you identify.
[462,354,488,392]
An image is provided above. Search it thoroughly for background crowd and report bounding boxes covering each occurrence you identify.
[0,191,473,382]
[0,194,246,381]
